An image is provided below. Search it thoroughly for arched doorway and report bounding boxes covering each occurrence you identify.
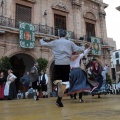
[10,53,35,91]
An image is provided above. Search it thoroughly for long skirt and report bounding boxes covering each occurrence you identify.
[9,82,17,99]
[91,75,103,95]
[68,68,98,94]
[0,84,5,99]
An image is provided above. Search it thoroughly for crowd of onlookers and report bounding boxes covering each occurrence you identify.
[0,69,49,100]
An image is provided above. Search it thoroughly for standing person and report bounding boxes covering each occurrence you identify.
[20,71,30,98]
[29,62,39,101]
[40,29,85,107]
[4,70,17,100]
[39,70,48,98]
[68,46,98,102]
[0,72,6,100]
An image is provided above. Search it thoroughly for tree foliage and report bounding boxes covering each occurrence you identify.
[0,56,12,72]
[106,74,112,85]
[36,58,48,72]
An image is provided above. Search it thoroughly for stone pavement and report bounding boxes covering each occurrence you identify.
[0,95,120,120]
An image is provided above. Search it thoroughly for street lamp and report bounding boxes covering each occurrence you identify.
[82,56,87,65]
[87,53,93,61]
[92,55,96,61]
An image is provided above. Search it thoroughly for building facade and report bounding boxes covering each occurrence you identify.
[0,0,111,93]
[111,50,120,83]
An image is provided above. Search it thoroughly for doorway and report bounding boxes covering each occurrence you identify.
[10,53,35,91]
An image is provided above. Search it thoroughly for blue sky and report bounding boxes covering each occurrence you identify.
[103,0,120,49]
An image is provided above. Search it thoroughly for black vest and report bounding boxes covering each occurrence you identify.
[41,74,46,85]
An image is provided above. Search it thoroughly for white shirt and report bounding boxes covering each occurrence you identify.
[39,74,48,84]
[70,48,90,68]
[7,73,17,82]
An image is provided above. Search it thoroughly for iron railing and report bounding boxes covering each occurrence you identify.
[0,16,75,39]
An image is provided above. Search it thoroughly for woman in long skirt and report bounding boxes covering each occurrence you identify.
[0,72,6,100]
[68,45,98,102]
[88,62,103,98]
[4,70,17,100]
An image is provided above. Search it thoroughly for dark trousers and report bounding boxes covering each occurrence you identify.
[54,65,70,82]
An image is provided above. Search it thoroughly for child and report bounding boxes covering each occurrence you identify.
[17,90,23,99]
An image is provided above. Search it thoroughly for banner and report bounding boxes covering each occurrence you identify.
[91,37,101,55]
[19,22,35,48]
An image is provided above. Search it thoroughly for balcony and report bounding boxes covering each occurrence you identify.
[0,16,75,39]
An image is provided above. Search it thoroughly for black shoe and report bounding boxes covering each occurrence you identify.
[56,97,64,107]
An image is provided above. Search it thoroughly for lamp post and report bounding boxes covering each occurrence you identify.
[82,56,87,65]
[87,53,93,61]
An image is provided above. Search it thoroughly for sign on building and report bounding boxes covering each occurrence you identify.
[19,22,35,48]
[91,37,101,55]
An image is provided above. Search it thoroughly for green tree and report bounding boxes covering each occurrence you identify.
[0,56,12,72]
[106,74,112,85]
[36,58,48,72]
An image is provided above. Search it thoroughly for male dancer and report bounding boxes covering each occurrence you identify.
[40,29,85,107]
[29,62,39,100]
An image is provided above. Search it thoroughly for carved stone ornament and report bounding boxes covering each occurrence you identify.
[84,12,97,21]
[51,1,69,13]
[22,0,36,3]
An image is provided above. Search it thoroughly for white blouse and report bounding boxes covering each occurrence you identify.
[70,48,90,68]
[7,73,17,82]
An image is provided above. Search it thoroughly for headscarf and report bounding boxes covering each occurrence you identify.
[92,62,102,75]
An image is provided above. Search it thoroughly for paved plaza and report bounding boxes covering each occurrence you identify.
[0,95,120,120]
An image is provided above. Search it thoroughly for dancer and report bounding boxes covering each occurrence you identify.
[89,62,103,98]
[29,62,39,100]
[40,29,85,107]
[39,70,48,98]
[68,45,98,102]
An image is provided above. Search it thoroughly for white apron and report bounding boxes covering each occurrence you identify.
[4,73,17,96]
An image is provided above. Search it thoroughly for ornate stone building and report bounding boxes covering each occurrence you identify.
[0,0,111,92]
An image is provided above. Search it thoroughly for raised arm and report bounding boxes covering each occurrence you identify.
[78,47,91,60]
[71,42,85,52]
[39,39,54,48]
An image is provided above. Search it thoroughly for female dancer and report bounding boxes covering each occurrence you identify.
[68,45,98,102]
[89,62,103,98]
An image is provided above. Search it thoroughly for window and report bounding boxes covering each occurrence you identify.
[116,60,119,65]
[54,14,66,36]
[15,4,32,28]
[86,22,95,42]
[111,68,116,80]
[115,52,119,59]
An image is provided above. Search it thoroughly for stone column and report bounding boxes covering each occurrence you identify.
[71,0,82,39]
[99,5,108,44]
